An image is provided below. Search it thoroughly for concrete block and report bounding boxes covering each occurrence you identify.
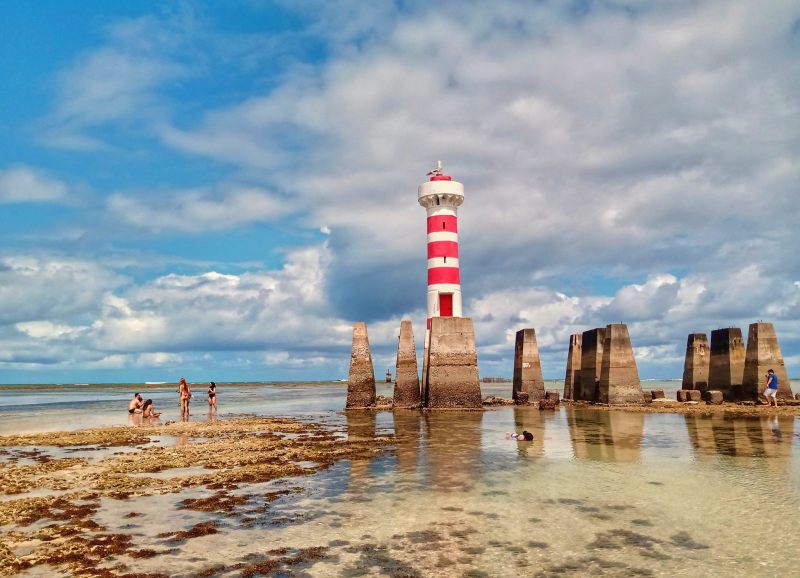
[677,390,690,402]
[545,390,560,405]
[687,390,702,402]
[424,317,483,408]
[704,390,724,405]
[642,392,652,404]
[563,333,582,400]
[598,324,644,405]
[512,328,545,402]
[650,389,665,400]
[539,398,557,410]
[796,393,800,401]
[514,392,529,405]
[393,320,422,408]
[578,328,606,402]
[346,322,376,409]
[742,322,794,401]
[681,333,710,391]
[708,328,745,401]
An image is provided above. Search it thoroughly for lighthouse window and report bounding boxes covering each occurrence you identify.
[436,197,440,206]
[442,222,445,230]
[443,256,447,263]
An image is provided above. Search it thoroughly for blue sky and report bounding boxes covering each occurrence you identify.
[0,0,799,384]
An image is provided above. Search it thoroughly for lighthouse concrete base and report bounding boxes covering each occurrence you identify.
[423,317,482,408]
[346,322,376,409]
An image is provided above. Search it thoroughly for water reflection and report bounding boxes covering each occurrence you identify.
[343,407,796,489]
[421,411,484,491]
[391,410,422,473]
[566,408,644,462]
[684,413,795,459]
[511,406,549,457]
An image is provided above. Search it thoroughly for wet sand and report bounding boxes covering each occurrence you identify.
[0,416,390,577]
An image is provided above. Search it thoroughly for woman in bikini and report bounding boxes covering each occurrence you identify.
[208,381,217,414]
[179,377,191,421]
[142,399,161,419]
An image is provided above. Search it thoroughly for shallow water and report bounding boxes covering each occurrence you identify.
[4,381,800,577]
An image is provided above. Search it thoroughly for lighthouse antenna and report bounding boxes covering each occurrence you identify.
[426,160,443,176]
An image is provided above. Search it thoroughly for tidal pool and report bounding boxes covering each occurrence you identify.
[48,408,799,577]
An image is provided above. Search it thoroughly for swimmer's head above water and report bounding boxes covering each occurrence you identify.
[506,431,534,441]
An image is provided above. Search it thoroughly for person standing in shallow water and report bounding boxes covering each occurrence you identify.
[763,369,779,407]
[208,381,217,415]
[179,377,191,421]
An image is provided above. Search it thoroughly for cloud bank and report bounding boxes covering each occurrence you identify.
[1,0,798,381]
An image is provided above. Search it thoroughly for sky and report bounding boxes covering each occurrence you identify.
[0,0,798,384]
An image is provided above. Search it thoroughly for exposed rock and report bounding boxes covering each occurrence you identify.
[482,396,513,406]
[514,392,530,405]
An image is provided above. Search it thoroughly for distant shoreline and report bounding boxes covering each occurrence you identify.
[0,378,687,391]
[0,380,346,391]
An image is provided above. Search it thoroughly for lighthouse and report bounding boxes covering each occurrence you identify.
[418,161,464,327]
[417,160,482,408]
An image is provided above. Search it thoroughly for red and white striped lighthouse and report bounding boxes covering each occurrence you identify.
[418,161,464,329]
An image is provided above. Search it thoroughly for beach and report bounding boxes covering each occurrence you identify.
[1,381,799,577]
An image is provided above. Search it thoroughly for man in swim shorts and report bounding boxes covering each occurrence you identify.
[763,369,779,407]
[128,393,144,414]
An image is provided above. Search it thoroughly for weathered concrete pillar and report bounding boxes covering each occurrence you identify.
[393,320,422,408]
[421,330,430,404]
[424,317,482,408]
[563,333,582,400]
[512,328,545,402]
[578,328,606,401]
[742,322,794,400]
[708,328,745,401]
[345,322,376,409]
[598,323,643,404]
[681,333,710,391]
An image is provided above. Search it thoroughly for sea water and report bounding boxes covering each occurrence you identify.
[3,380,799,577]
